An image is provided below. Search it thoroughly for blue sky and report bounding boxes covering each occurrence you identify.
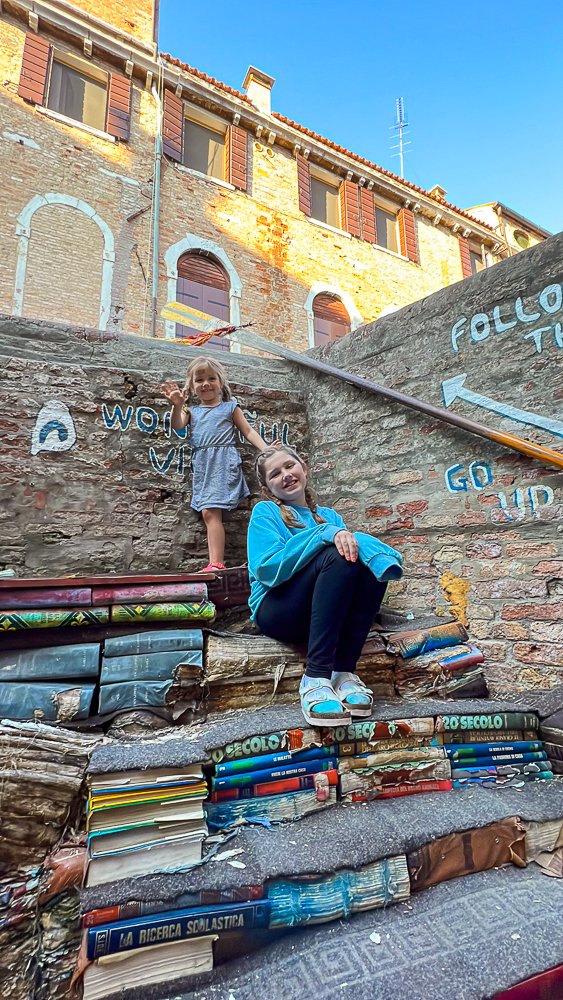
[159,1,562,233]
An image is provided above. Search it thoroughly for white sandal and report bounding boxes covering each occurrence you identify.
[332,672,373,718]
[299,678,350,727]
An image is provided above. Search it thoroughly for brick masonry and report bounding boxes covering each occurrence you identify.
[299,232,563,696]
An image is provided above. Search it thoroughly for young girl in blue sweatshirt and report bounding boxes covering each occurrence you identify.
[248,446,403,727]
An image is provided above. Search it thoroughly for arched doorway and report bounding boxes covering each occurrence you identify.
[176,251,230,351]
[312,293,351,347]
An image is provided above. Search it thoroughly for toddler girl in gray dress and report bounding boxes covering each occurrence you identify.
[162,356,268,572]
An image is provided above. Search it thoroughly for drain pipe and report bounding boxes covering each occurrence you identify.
[151,79,163,338]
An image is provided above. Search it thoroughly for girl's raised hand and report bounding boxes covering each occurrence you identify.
[161,381,187,407]
[334,529,359,562]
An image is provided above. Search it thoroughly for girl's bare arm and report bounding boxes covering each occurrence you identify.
[232,406,268,451]
[161,381,190,430]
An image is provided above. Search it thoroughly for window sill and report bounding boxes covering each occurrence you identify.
[176,164,235,191]
[36,106,116,143]
[372,242,411,263]
[307,216,351,239]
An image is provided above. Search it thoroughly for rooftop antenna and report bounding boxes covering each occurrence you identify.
[390,97,411,178]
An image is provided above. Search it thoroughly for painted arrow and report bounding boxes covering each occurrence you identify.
[442,374,563,439]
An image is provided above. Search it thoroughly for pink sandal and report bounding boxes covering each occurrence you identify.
[201,562,226,573]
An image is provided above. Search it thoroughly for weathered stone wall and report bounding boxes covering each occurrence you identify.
[301,234,563,695]
[0,316,308,574]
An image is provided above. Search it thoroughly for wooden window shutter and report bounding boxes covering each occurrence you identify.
[296,153,311,216]
[18,33,52,105]
[178,252,229,290]
[162,89,183,161]
[339,181,361,238]
[458,236,472,277]
[106,73,131,141]
[313,294,350,325]
[398,207,419,263]
[360,188,377,244]
[226,124,248,191]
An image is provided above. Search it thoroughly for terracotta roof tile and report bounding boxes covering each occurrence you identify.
[160,52,251,103]
[159,52,493,235]
[272,112,494,233]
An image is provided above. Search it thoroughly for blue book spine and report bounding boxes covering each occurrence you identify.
[215,746,338,776]
[104,629,204,657]
[445,741,542,756]
[447,751,547,765]
[101,650,202,683]
[98,680,173,714]
[87,900,271,959]
[453,777,496,788]
[0,682,94,721]
[212,758,338,791]
[451,766,497,779]
[0,643,100,680]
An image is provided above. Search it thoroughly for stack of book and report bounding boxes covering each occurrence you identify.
[99,629,204,722]
[85,765,208,887]
[338,719,452,803]
[206,744,339,828]
[394,643,488,700]
[439,710,553,787]
[541,708,563,775]
[82,894,271,999]
[0,575,215,637]
[0,643,98,723]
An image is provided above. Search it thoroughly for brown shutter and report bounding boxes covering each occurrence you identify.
[296,153,311,216]
[18,33,52,105]
[458,236,472,277]
[178,252,229,290]
[162,89,183,161]
[398,207,419,263]
[313,294,350,325]
[360,187,377,244]
[226,124,248,191]
[106,73,131,141]
[339,180,361,238]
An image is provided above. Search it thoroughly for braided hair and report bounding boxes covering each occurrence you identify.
[255,446,326,529]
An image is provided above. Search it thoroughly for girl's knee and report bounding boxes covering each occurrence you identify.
[202,508,222,525]
[321,547,359,575]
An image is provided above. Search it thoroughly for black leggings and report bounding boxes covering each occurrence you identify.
[256,547,387,679]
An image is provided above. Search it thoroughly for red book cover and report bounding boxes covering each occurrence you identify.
[209,769,339,802]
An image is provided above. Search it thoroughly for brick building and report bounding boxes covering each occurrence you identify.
[0,0,548,350]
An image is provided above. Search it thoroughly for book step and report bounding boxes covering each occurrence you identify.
[80,780,563,911]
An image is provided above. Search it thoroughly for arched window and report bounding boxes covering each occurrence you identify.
[312,293,351,347]
[176,251,230,351]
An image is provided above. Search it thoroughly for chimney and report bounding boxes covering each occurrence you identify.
[243,66,275,115]
[429,184,447,202]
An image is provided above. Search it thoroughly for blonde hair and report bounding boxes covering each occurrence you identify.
[184,356,232,402]
[255,446,326,529]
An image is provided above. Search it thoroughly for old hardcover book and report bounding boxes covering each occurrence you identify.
[268,855,410,928]
[82,887,265,927]
[110,601,215,624]
[104,629,204,657]
[212,758,337,791]
[101,650,202,683]
[338,746,446,771]
[0,681,94,721]
[386,622,468,658]
[208,717,436,764]
[205,786,337,828]
[445,741,543,758]
[85,832,205,886]
[205,675,300,713]
[347,778,453,801]
[407,818,526,891]
[446,729,526,744]
[92,582,208,605]
[98,680,204,715]
[0,607,109,630]
[210,769,339,801]
[82,934,216,1000]
[0,643,100,680]
[0,587,93,609]
[87,901,271,959]
[340,759,452,796]
[215,746,338,776]
[437,712,539,733]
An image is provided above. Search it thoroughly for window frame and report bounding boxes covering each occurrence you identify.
[469,243,486,275]
[182,104,228,181]
[309,164,342,230]
[373,193,400,254]
[45,49,109,133]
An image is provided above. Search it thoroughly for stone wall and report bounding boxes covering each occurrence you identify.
[0,316,308,574]
[300,234,563,696]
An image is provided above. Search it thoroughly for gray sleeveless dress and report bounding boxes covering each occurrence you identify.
[189,399,250,511]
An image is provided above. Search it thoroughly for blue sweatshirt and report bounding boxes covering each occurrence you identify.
[247,501,403,620]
